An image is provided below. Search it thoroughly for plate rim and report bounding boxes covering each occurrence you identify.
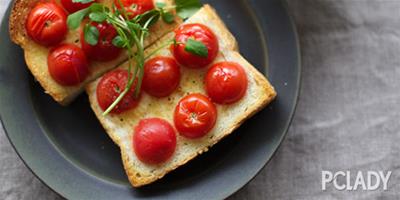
[230,0,302,197]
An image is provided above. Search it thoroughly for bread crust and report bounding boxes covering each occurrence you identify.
[86,5,276,187]
[9,0,36,47]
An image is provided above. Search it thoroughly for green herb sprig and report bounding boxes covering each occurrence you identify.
[68,0,204,115]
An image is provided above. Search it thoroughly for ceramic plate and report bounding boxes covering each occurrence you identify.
[0,0,300,199]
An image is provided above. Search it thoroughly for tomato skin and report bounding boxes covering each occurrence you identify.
[96,69,140,114]
[48,44,89,86]
[172,24,219,69]
[26,2,68,46]
[61,0,96,13]
[174,94,217,139]
[143,57,180,97]
[205,62,248,104]
[133,118,176,165]
[81,22,122,62]
[114,0,155,18]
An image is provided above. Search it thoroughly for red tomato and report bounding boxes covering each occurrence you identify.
[61,0,97,13]
[174,94,217,139]
[96,69,140,114]
[81,22,122,62]
[48,44,89,86]
[133,118,176,165]
[143,56,180,97]
[114,0,155,18]
[205,62,248,104]
[172,24,219,69]
[26,2,67,46]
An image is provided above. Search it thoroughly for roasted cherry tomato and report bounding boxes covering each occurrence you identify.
[81,22,122,62]
[61,0,97,13]
[205,62,248,104]
[143,56,180,97]
[172,24,219,69]
[174,94,217,139]
[133,118,176,165]
[48,44,89,86]
[114,0,155,18]
[96,69,140,114]
[26,2,67,46]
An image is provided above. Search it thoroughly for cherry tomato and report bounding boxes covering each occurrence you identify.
[96,69,140,114]
[114,0,155,18]
[172,24,219,69]
[133,118,176,165]
[48,44,89,86]
[205,62,248,104]
[174,94,217,139]
[26,2,67,46]
[81,22,122,62]
[61,0,97,13]
[142,56,180,97]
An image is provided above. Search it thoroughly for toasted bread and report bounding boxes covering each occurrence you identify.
[9,0,180,105]
[86,5,276,187]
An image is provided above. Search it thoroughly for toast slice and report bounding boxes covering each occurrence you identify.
[86,5,276,187]
[9,0,180,105]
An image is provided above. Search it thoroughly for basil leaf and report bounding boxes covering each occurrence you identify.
[156,2,166,9]
[184,38,208,57]
[89,12,106,22]
[112,36,126,48]
[67,8,90,29]
[162,11,174,24]
[72,0,94,3]
[175,0,202,19]
[84,25,99,45]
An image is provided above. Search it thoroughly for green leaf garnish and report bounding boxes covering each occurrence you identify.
[112,36,126,48]
[84,24,99,45]
[67,3,105,29]
[156,2,166,9]
[184,38,208,57]
[67,7,90,29]
[162,11,174,24]
[89,12,106,22]
[175,0,202,19]
[72,0,94,3]
[89,3,105,12]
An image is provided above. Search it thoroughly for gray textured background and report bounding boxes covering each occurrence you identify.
[2,0,400,199]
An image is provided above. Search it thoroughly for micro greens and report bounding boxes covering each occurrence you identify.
[67,0,203,115]
[185,38,208,57]
[156,2,175,24]
[156,2,166,8]
[175,0,202,19]
[83,24,99,45]
[89,12,107,22]
[144,39,176,60]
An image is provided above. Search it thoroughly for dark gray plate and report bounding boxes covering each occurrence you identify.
[0,0,300,199]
